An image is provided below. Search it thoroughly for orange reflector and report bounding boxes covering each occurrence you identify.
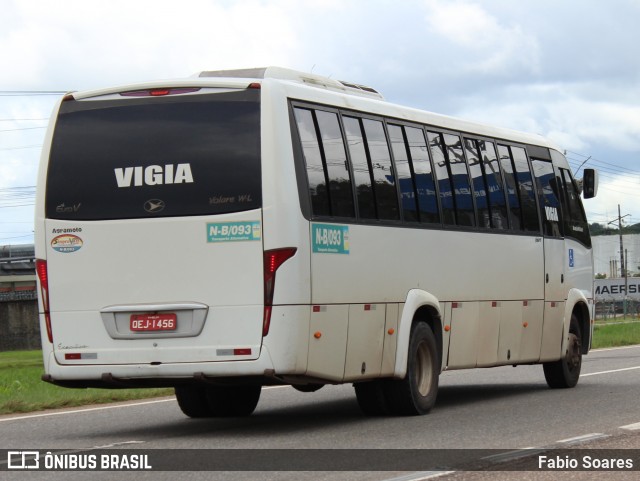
[387,328,395,335]
[523,322,529,328]
[313,331,322,339]
[444,325,451,332]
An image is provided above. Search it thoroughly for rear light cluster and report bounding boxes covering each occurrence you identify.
[35,259,53,343]
[262,248,297,336]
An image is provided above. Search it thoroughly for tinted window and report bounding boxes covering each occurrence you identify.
[446,134,475,227]
[479,140,509,229]
[47,90,261,220]
[465,139,490,228]
[428,131,455,225]
[344,117,375,219]
[559,167,591,247]
[531,159,563,237]
[362,119,399,220]
[497,145,522,230]
[511,147,540,232]
[294,108,330,216]
[389,124,419,222]
[466,139,509,229]
[498,145,540,233]
[315,111,355,217]
[406,127,439,224]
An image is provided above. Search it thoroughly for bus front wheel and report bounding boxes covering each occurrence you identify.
[543,314,582,389]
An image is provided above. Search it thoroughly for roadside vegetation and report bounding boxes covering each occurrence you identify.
[0,350,172,415]
[1,320,639,415]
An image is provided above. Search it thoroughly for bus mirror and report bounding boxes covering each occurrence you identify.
[581,168,598,199]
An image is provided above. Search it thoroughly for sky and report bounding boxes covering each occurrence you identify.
[1,0,640,245]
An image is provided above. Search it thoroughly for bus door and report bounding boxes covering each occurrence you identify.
[532,159,566,361]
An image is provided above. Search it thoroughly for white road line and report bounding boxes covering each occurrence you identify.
[383,471,455,481]
[556,433,608,445]
[620,422,640,431]
[582,365,640,377]
[0,398,176,422]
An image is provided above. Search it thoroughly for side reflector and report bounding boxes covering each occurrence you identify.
[263,248,297,336]
[35,259,53,344]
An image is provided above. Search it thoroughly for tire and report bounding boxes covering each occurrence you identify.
[384,322,439,415]
[543,314,582,389]
[175,386,213,418]
[205,385,262,417]
[354,380,389,416]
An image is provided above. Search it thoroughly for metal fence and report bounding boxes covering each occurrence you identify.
[595,299,640,321]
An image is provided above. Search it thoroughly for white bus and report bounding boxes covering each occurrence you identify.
[35,67,598,417]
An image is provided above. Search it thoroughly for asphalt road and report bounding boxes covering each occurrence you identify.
[1,345,639,480]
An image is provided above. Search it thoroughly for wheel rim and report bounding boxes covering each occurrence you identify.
[415,340,433,396]
[566,332,581,373]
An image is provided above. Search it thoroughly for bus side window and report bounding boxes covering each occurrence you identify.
[444,133,475,227]
[362,119,400,221]
[531,158,563,238]
[511,147,540,233]
[314,110,356,218]
[497,145,522,230]
[293,107,331,217]
[388,124,419,222]
[405,126,440,224]
[343,116,376,219]
[559,167,591,247]
[478,140,509,229]
[428,131,456,226]
[464,138,490,228]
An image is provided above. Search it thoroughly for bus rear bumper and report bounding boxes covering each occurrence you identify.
[42,345,279,389]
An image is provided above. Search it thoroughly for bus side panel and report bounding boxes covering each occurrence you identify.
[539,301,565,361]
[519,300,544,362]
[306,305,348,381]
[344,304,385,380]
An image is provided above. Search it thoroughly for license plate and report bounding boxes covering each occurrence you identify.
[130,313,177,332]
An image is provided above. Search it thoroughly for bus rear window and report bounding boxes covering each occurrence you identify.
[46,89,261,220]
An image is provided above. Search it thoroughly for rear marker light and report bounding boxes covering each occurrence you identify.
[120,87,201,97]
[35,259,53,344]
[234,348,252,356]
[263,248,297,337]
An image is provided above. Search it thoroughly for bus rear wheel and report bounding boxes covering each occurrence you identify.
[175,385,261,417]
[543,314,582,389]
[384,322,439,415]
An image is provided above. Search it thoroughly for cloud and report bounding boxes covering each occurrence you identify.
[422,0,541,77]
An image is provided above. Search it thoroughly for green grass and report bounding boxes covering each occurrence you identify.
[1,322,639,415]
[592,320,640,349]
[0,351,172,415]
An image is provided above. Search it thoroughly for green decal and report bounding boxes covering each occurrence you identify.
[207,221,261,243]
[312,223,349,254]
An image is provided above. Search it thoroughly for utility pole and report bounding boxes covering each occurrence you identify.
[607,204,630,317]
[608,204,630,277]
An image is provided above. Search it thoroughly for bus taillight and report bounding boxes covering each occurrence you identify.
[263,248,297,336]
[35,259,53,343]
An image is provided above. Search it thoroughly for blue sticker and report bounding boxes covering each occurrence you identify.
[568,248,574,268]
[207,221,261,243]
[312,223,349,254]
